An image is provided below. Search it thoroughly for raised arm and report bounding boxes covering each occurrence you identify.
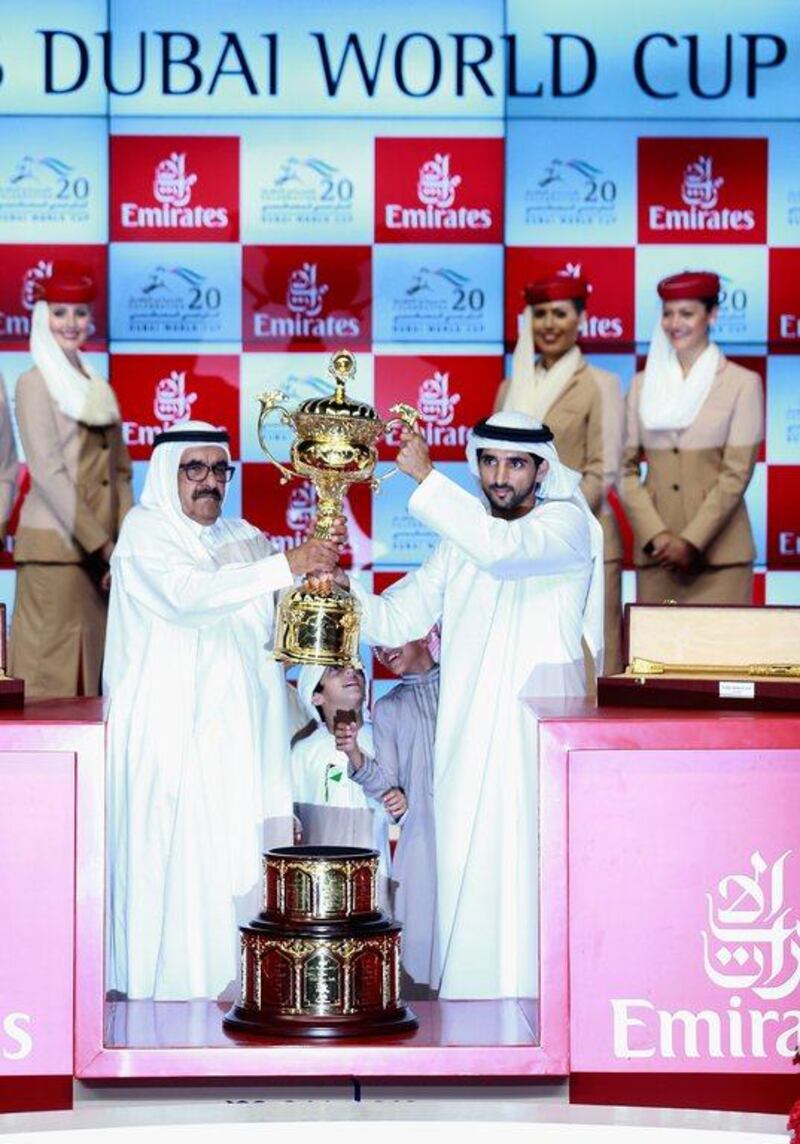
[115,546,294,629]
[349,699,401,800]
[113,516,339,629]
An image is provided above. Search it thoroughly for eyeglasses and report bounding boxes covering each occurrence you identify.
[178,461,236,483]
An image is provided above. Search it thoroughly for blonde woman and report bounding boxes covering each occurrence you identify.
[621,271,763,604]
[11,263,132,697]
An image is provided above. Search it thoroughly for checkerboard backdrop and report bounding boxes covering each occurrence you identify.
[1,4,799,657]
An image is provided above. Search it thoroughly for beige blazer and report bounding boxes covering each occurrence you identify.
[0,373,19,527]
[620,355,763,568]
[495,356,624,560]
[14,366,133,564]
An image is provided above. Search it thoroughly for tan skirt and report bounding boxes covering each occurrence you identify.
[636,563,753,607]
[10,563,108,698]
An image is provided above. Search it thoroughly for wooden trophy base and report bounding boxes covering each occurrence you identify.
[225,846,418,1040]
[223,1001,418,1040]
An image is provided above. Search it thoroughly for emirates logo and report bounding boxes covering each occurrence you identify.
[417,153,461,209]
[647,148,755,234]
[21,260,53,310]
[384,149,492,233]
[418,371,460,427]
[702,849,800,1001]
[153,370,198,428]
[681,155,725,211]
[286,263,329,318]
[120,149,229,231]
[153,153,197,208]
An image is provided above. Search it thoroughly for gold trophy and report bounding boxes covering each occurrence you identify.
[257,349,419,667]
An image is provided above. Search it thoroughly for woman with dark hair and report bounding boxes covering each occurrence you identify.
[494,274,625,674]
[10,262,132,697]
[621,270,764,604]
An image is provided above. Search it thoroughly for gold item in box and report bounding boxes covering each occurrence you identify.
[599,604,800,711]
[223,846,417,1039]
[256,348,419,667]
[627,658,800,679]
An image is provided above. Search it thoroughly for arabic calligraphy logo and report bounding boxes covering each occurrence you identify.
[558,261,584,280]
[286,263,329,317]
[702,850,800,1001]
[417,154,461,210]
[153,153,198,208]
[418,371,461,427]
[286,483,317,534]
[682,155,725,211]
[21,260,53,310]
[153,370,198,427]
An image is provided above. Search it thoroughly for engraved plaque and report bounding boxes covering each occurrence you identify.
[304,950,341,1009]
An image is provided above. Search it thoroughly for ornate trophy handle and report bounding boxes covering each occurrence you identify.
[374,403,422,488]
[256,390,300,485]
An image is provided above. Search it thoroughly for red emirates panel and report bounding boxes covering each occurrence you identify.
[768,248,800,348]
[375,354,501,462]
[241,462,372,570]
[375,136,503,244]
[505,247,635,350]
[0,244,107,350]
[637,137,767,245]
[111,135,239,243]
[766,466,800,569]
[112,353,240,460]
[243,245,372,351]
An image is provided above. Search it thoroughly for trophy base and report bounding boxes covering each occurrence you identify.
[223,1004,418,1041]
[225,847,418,1040]
[275,583,361,668]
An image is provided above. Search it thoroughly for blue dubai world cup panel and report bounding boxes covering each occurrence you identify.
[743,461,767,567]
[635,245,768,346]
[371,461,477,568]
[766,123,800,246]
[240,121,375,246]
[0,118,108,244]
[239,351,375,464]
[109,244,242,343]
[372,244,503,344]
[505,120,637,248]
[765,356,800,467]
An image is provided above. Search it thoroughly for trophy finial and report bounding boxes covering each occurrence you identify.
[329,349,356,404]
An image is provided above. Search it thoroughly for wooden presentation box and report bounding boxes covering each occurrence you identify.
[0,603,23,709]
[597,604,800,713]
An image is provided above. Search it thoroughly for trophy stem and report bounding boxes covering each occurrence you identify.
[312,491,345,542]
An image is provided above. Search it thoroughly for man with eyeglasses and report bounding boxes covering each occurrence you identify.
[104,420,345,1001]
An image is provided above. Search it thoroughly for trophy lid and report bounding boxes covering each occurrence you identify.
[298,350,378,421]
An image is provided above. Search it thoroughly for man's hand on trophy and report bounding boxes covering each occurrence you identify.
[397,425,433,484]
[305,568,350,595]
[285,537,341,578]
[327,514,348,548]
